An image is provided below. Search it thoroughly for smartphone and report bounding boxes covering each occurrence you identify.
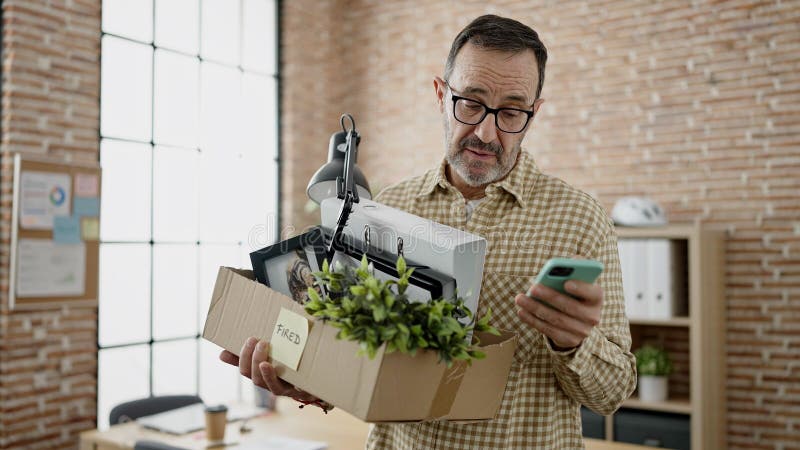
[526,257,604,298]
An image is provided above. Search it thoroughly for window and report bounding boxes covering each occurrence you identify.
[98,0,279,429]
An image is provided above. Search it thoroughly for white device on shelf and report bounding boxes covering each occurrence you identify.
[612,197,667,226]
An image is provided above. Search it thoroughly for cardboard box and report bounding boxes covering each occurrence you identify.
[203,266,516,422]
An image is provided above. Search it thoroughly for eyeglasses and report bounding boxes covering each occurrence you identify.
[447,84,535,134]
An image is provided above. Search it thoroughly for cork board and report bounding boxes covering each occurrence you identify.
[9,154,101,309]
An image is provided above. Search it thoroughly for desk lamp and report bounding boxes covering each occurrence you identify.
[306,114,371,261]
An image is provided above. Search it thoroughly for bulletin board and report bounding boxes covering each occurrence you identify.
[9,153,101,309]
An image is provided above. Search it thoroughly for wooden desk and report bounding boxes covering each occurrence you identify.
[80,398,368,450]
[80,398,650,450]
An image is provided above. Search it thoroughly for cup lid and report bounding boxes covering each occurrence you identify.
[205,404,228,413]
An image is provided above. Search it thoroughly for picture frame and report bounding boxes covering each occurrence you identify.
[249,226,327,304]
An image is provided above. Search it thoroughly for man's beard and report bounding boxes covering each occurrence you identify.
[445,131,519,187]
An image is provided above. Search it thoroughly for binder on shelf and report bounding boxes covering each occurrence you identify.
[645,239,688,319]
[619,239,648,320]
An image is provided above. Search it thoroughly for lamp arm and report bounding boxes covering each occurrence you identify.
[327,113,360,262]
[325,190,353,262]
[338,114,360,203]
[342,129,359,203]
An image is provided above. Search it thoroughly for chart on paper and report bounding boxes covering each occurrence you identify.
[16,239,86,297]
[19,171,72,230]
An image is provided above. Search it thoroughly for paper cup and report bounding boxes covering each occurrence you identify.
[204,404,228,442]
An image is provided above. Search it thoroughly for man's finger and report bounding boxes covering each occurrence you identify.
[526,283,600,326]
[257,362,318,403]
[259,361,295,397]
[239,336,259,378]
[250,340,270,388]
[515,294,593,338]
[517,307,582,349]
[525,283,580,312]
[219,350,239,367]
[563,279,603,307]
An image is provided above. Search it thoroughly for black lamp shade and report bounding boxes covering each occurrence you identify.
[306,130,371,203]
[307,160,371,203]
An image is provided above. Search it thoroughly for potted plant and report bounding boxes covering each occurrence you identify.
[304,255,499,367]
[634,344,673,402]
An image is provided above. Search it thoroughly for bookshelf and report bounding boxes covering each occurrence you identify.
[593,224,727,449]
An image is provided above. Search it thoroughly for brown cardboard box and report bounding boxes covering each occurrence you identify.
[203,267,517,422]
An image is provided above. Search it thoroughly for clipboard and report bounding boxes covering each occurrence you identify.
[9,153,101,309]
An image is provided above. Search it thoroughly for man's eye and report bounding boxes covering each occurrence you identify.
[500,109,522,119]
[463,101,483,111]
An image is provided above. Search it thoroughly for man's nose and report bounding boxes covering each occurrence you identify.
[473,112,499,143]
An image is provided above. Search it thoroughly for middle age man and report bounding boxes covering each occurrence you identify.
[223,14,636,450]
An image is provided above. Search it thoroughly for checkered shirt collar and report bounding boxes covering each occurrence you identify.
[417,150,539,209]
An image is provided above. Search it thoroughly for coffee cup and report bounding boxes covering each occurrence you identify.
[204,404,228,442]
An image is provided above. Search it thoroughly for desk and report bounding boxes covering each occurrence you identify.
[80,398,650,450]
[80,398,368,450]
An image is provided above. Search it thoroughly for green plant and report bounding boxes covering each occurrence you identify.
[304,255,500,367]
[634,344,673,376]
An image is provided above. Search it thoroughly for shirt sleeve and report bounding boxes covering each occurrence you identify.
[544,225,638,415]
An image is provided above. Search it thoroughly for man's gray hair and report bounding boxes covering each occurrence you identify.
[444,15,548,100]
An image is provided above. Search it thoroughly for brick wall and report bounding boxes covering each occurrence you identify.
[282,1,800,448]
[0,1,100,449]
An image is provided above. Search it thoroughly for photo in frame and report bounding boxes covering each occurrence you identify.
[249,226,327,305]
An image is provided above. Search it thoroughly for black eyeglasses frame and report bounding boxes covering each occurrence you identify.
[447,84,536,134]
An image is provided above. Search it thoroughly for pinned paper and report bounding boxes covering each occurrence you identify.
[269,308,310,371]
[53,216,81,244]
[81,217,100,241]
[16,239,85,297]
[74,173,99,197]
[73,197,100,218]
[20,171,72,230]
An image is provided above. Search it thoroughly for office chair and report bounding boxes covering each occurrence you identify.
[133,441,188,450]
[109,394,203,425]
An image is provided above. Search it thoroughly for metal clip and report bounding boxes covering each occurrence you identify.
[363,225,371,250]
[396,237,404,258]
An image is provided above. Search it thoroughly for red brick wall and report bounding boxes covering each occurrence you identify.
[282,1,800,448]
[0,1,100,448]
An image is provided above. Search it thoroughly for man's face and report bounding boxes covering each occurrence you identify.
[436,43,543,187]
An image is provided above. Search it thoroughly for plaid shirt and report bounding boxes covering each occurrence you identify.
[366,151,636,450]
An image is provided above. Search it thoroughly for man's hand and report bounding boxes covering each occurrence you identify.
[514,279,603,351]
[219,336,320,404]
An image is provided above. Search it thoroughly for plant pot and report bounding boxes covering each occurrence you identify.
[638,375,668,402]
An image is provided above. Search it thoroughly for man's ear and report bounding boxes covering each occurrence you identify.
[434,76,447,113]
[521,98,546,134]
[533,98,545,115]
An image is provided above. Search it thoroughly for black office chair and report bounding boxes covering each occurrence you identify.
[133,441,188,450]
[109,394,203,425]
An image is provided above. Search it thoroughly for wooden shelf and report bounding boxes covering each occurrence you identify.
[623,396,693,415]
[629,317,691,327]
[616,225,695,240]
[605,224,727,449]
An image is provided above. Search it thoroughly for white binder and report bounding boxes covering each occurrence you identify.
[645,239,687,319]
[619,239,648,320]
